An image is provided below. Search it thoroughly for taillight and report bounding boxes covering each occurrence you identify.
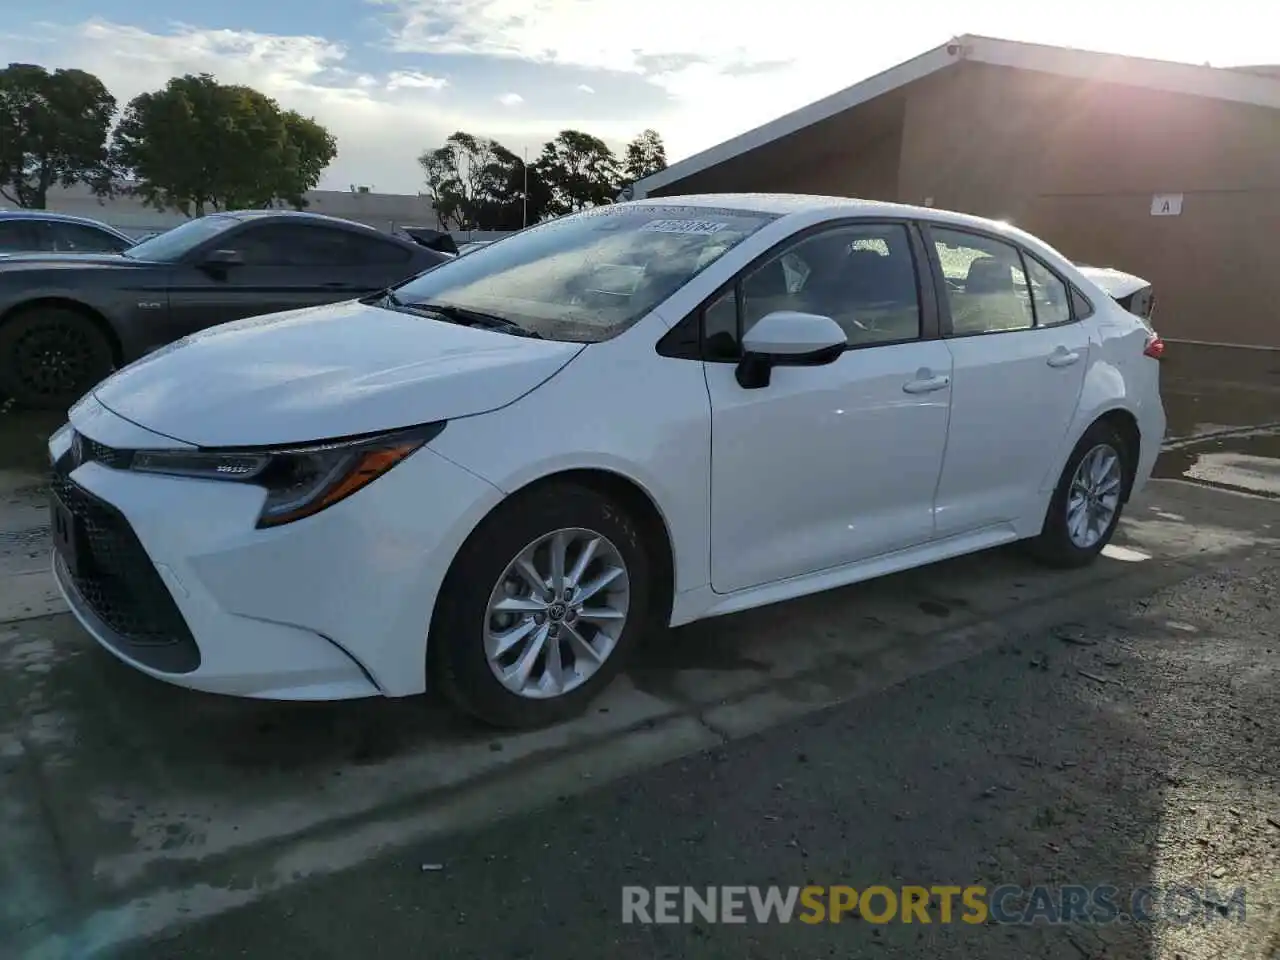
[1143,334,1165,359]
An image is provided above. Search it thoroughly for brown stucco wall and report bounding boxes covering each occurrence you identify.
[650,95,906,201]
[657,61,1280,347]
[894,62,1280,347]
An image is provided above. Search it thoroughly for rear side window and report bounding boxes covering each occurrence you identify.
[931,227,1034,334]
[1023,256,1071,326]
[348,234,412,266]
[1070,287,1095,320]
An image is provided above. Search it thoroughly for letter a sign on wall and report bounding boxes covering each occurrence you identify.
[1151,194,1184,216]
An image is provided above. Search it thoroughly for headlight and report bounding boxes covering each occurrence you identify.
[130,424,443,528]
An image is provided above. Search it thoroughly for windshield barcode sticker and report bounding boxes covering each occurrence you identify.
[640,219,728,235]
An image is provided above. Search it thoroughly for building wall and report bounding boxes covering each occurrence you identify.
[655,62,1280,347]
[892,62,1280,347]
[650,97,906,201]
[34,184,447,238]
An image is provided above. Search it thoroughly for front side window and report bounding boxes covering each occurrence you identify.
[738,223,922,347]
[932,227,1034,334]
[0,220,39,252]
[391,205,778,343]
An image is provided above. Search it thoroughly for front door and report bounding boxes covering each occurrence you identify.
[166,223,368,338]
[925,226,1090,538]
[705,221,953,595]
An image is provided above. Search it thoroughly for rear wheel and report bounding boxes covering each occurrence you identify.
[1028,420,1130,568]
[430,481,653,729]
[0,306,115,410]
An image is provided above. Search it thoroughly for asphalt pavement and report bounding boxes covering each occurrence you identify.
[117,544,1280,960]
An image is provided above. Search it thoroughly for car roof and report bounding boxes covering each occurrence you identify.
[218,209,425,247]
[629,192,1045,248]
[0,210,124,229]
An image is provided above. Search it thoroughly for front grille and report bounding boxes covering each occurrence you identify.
[68,431,135,470]
[82,434,133,469]
[50,468,200,673]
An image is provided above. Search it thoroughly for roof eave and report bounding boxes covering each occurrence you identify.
[635,33,1280,199]
[631,39,965,198]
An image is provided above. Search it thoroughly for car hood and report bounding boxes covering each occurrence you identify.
[92,300,586,447]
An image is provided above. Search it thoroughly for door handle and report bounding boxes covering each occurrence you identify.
[1046,350,1081,368]
[321,281,357,290]
[902,375,951,394]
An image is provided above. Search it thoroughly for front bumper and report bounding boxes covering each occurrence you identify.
[50,398,503,699]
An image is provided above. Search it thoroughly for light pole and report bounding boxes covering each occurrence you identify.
[522,146,529,228]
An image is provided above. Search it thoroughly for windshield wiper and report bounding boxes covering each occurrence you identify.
[392,300,543,339]
[359,287,403,308]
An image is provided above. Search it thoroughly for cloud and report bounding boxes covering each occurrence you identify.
[373,0,816,80]
[386,70,449,91]
[13,1,1270,199]
[0,19,649,193]
[497,92,524,107]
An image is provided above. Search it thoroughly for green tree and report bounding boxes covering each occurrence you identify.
[534,130,620,217]
[622,129,667,183]
[419,132,551,229]
[275,111,339,209]
[0,63,116,209]
[469,143,552,229]
[110,74,336,216]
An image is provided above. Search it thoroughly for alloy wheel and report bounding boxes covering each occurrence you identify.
[13,319,97,399]
[484,527,631,699]
[1066,443,1123,549]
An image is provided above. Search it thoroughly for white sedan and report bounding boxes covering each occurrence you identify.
[48,195,1166,728]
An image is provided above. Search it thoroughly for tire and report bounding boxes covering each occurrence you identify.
[1028,420,1131,569]
[430,481,654,729]
[0,306,115,411]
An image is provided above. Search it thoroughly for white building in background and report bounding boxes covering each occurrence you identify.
[36,182,470,238]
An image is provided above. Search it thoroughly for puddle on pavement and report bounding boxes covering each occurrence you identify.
[1154,430,1280,499]
[1160,381,1280,439]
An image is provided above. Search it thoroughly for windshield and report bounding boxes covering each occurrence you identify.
[391,204,778,342]
[123,215,239,262]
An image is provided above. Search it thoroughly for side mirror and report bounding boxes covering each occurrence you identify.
[736,310,846,389]
[201,248,243,270]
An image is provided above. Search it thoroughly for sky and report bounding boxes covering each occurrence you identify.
[1,2,1275,195]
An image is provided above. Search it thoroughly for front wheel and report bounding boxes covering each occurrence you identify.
[430,481,653,729]
[0,306,115,410]
[1028,421,1130,569]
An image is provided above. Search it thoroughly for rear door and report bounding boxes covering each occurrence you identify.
[923,225,1090,539]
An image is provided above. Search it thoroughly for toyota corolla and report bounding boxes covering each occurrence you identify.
[47,195,1166,728]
